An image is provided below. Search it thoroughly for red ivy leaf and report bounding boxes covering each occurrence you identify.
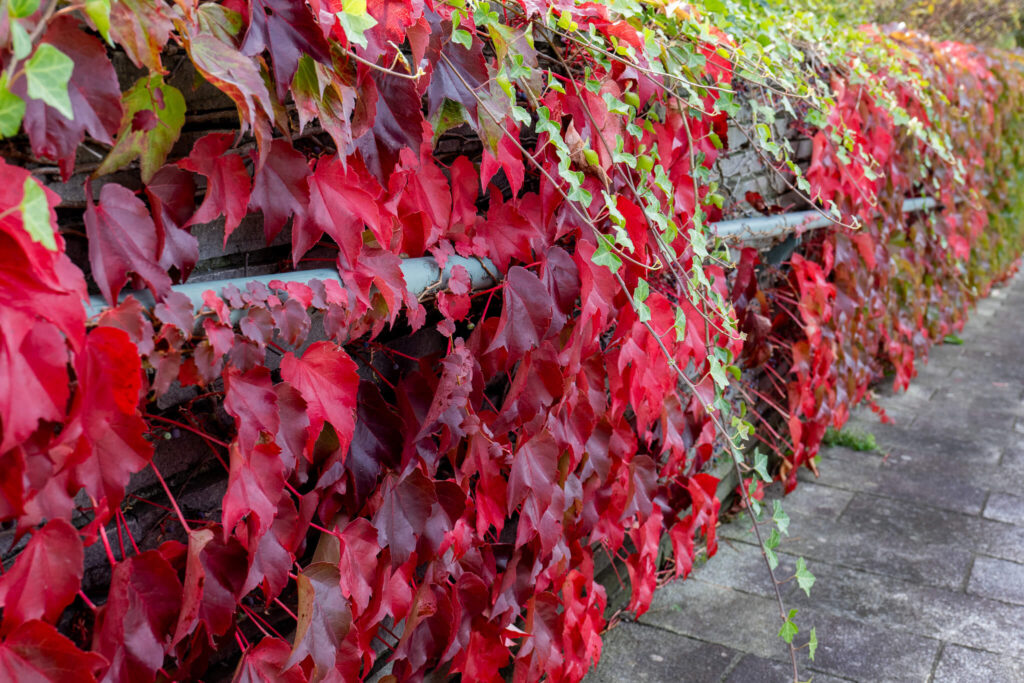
[65,327,153,519]
[423,9,488,122]
[84,182,173,306]
[241,0,331,99]
[0,620,105,682]
[223,365,280,455]
[179,133,252,242]
[280,342,359,456]
[293,155,382,267]
[372,470,435,567]
[0,161,86,350]
[248,139,311,244]
[486,266,553,361]
[232,637,308,683]
[0,519,83,635]
[0,319,71,457]
[336,518,380,615]
[283,562,353,677]
[172,528,249,646]
[223,441,285,544]
[507,429,559,513]
[145,165,199,282]
[473,195,540,273]
[357,69,426,178]
[93,549,183,681]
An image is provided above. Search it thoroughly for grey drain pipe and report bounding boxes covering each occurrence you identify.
[84,197,940,317]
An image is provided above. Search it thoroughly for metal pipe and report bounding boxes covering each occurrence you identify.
[84,255,498,318]
[85,196,940,316]
[713,196,937,241]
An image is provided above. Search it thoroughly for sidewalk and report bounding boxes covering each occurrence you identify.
[589,271,1024,682]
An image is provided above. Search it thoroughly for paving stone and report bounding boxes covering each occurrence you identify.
[760,480,855,521]
[801,611,939,682]
[933,644,1024,682]
[983,492,1024,526]
[685,541,794,601]
[586,621,736,682]
[838,417,1005,466]
[972,521,1024,565]
[799,452,988,515]
[781,552,1024,658]
[724,653,852,683]
[911,403,1020,435]
[639,580,939,682]
[639,578,783,659]
[967,556,1024,606]
[722,493,976,591]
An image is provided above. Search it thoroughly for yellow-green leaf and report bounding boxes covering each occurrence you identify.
[85,0,112,43]
[19,178,57,251]
[335,0,377,49]
[25,44,74,119]
[7,0,40,19]
[11,20,31,60]
[0,76,25,138]
[95,73,185,184]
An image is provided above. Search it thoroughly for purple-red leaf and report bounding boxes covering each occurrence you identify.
[173,528,249,645]
[372,470,435,566]
[507,429,559,513]
[145,165,198,282]
[179,133,252,241]
[280,342,359,457]
[0,620,105,682]
[241,0,331,98]
[248,139,311,243]
[486,266,554,361]
[293,155,381,266]
[233,637,308,683]
[223,365,280,455]
[85,182,172,306]
[0,520,82,634]
[93,549,183,681]
[65,327,153,519]
[284,562,352,677]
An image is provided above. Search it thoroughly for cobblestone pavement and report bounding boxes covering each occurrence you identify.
[588,271,1024,682]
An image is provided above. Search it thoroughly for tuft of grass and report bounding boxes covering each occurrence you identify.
[822,426,879,452]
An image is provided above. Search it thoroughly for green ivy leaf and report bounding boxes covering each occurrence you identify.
[335,0,378,49]
[795,557,816,597]
[95,73,186,184]
[752,450,770,481]
[19,178,57,251]
[7,0,38,18]
[85,0,112,43]
[709,356,728,389]
[764,527,780,569]
[25,44,74,119]
[673,306,686,342]
[747,480,762,517]
[779,608,799,644]
[10,20,31,60]
[808,626,818,660]
[0,76,26,138]
[592,233,623,273]
[452,28,473,49]
[772,500,790,535]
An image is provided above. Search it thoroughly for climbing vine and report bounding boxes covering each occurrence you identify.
[0,0,1023,680]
